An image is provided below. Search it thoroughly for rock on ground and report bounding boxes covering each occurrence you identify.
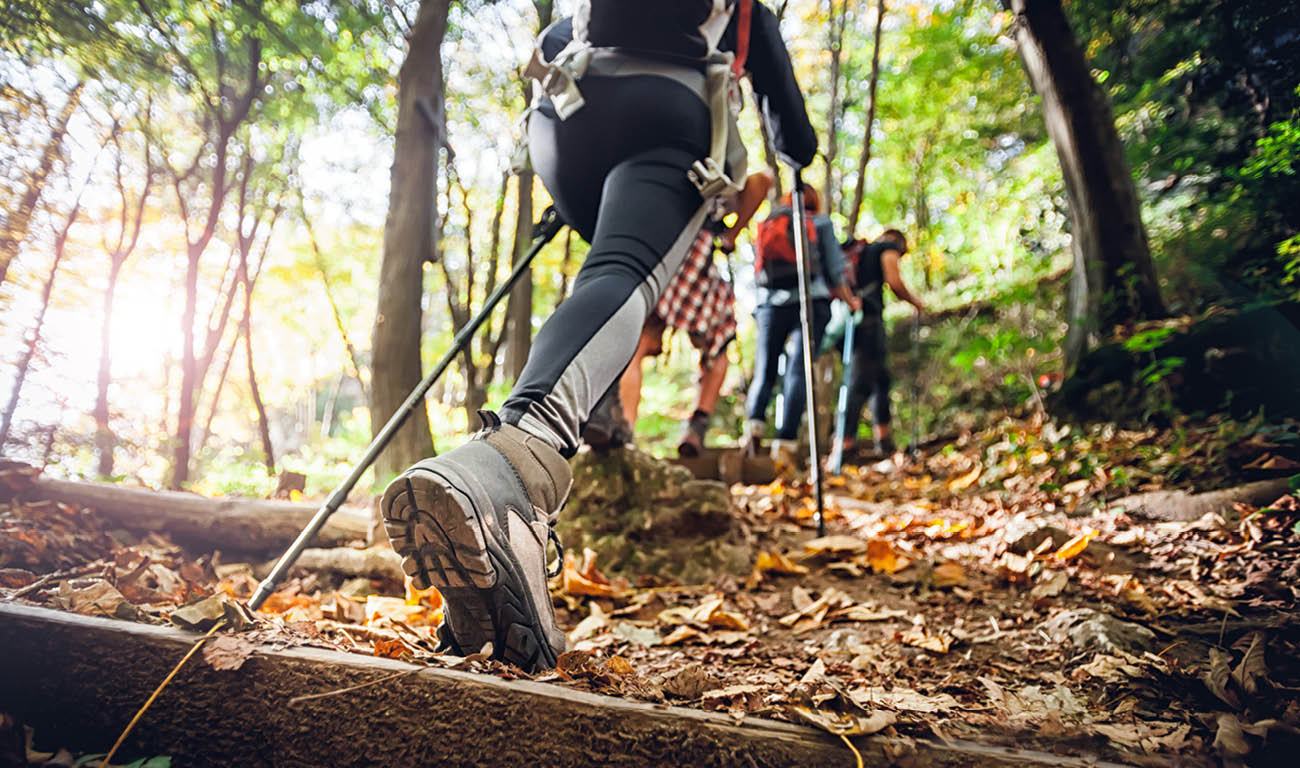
[560,447,750,584]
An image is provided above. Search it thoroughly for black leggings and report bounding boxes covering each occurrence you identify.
[498,74,711,456]
[843,313,892,440]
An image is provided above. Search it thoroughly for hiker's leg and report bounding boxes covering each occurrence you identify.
[842,322,873,450]
[499,148,709,454]
[776,300,831,441]
[867,321,894,449]
[619,320,664,426]
[745,304,796,427]
[694,348,729,415]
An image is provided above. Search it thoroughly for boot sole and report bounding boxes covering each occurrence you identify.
[381,467,559,671]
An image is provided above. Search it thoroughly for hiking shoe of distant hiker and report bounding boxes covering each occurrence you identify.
[740,419,766,458]
[874,435,897,456]
[770,438,801,471]
[581,389,633,451]
[381,412,572,671]
[676,410,711,458]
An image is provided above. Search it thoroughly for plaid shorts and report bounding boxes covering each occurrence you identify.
[652,229,737,366]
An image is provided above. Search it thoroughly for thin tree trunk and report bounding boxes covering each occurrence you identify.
[821,0,849,213]
[0,82,82,288]
[243,300,275,475]
[197,326,242,456]
[0,201,81,447]
[846,0,886,237]
[93,259,125,475]
[503,170,534,381]
[371,0,450,482]
[299,188,367,397]
[1006,0,1164,370]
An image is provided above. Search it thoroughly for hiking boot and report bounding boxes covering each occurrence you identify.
[677,410,711,458]
[874,435,897,456]
[582,389,633,451]
[740,419,766,458]
[381,412,572,671]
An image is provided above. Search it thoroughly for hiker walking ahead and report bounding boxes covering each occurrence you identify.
[743,186,857,461]
[840,228,926,456]
[380,1,816,672]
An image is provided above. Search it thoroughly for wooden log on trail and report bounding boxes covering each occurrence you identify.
[0,602,1134,768]
[24,476,370,553]
[1111,477,1293,522]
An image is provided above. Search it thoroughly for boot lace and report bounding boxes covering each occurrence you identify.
[546,525,565,579]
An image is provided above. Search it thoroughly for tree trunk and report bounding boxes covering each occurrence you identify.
[243,311,275,476]
[845,0,885,237]
[93,258,125,476]
[1006,0,1165,369]
[172,246,201,488]
[502,1,554,383]
[370,0,450,482]
[0,82,82,288]
[821,0,849,214]
[0,204,79,448]
[197,327,242,457]
[503,170,534,381]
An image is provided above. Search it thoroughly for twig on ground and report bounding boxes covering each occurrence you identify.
[10,563,109,599]
[287,668,419,706]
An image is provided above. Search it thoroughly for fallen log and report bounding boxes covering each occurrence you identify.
[0,603,1133,768]
[24,476,371,553]
[1110,478,1293,522]
[259,545,404,581]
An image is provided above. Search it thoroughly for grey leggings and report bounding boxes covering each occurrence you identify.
[498,75,711,456]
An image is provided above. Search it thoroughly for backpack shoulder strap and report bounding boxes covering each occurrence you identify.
[732,0,753,78]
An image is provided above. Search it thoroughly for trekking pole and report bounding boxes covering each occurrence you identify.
[249,206,566,611]
[828,309,858,475]
[788,169,826,537]
[908,307,922,461]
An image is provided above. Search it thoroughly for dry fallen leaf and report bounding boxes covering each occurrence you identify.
[947,465,981,493]
[791,706,895,736]
[561,549,624,598]
[866,538,903,574]
[1054,529,1098,561]
[1231,633,1267,696]
[850,687,959,713]
[660,625,701,646]
[753,551,810,576]
[1202,647,1241,709]
[1030,570,1068,599]
[567,601,610,645]
[660,663,717,699]
[688,594,750,631]
[931,561,967,588]
[896,628,951,653]
[1213,713,1251,760]
[202,634,257,671]
[802,535,869,559]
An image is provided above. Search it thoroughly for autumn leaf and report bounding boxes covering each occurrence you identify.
[753,551,810,576]
[947,464,981,493]
[866,538,903,574]
[802,535,869,559]
[688,594,750,631]
[1231,633,1267,696]
[1202,647,1241,709]
[931,561,967,588]
[896,627,951,653]
[1054,529,1097,561]
[202,634,257,671]
[561,548,623,598]
[791,706,895,736]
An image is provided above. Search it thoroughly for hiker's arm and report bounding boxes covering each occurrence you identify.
[882,249,925,312]
[726,2,817,167]
[719,169,774,252]
[819,218,860,311]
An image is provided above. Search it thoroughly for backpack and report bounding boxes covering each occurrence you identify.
[755,205,819,288]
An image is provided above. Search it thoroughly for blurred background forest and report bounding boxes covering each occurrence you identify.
[1,0,1296,497]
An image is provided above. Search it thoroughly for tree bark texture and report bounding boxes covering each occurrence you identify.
[370,0,450,482]
[845,0,885,238]
[0,82,82,288]
[1006,0,1165,369]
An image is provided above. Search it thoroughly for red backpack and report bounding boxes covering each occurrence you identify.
[755,205,819,288]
